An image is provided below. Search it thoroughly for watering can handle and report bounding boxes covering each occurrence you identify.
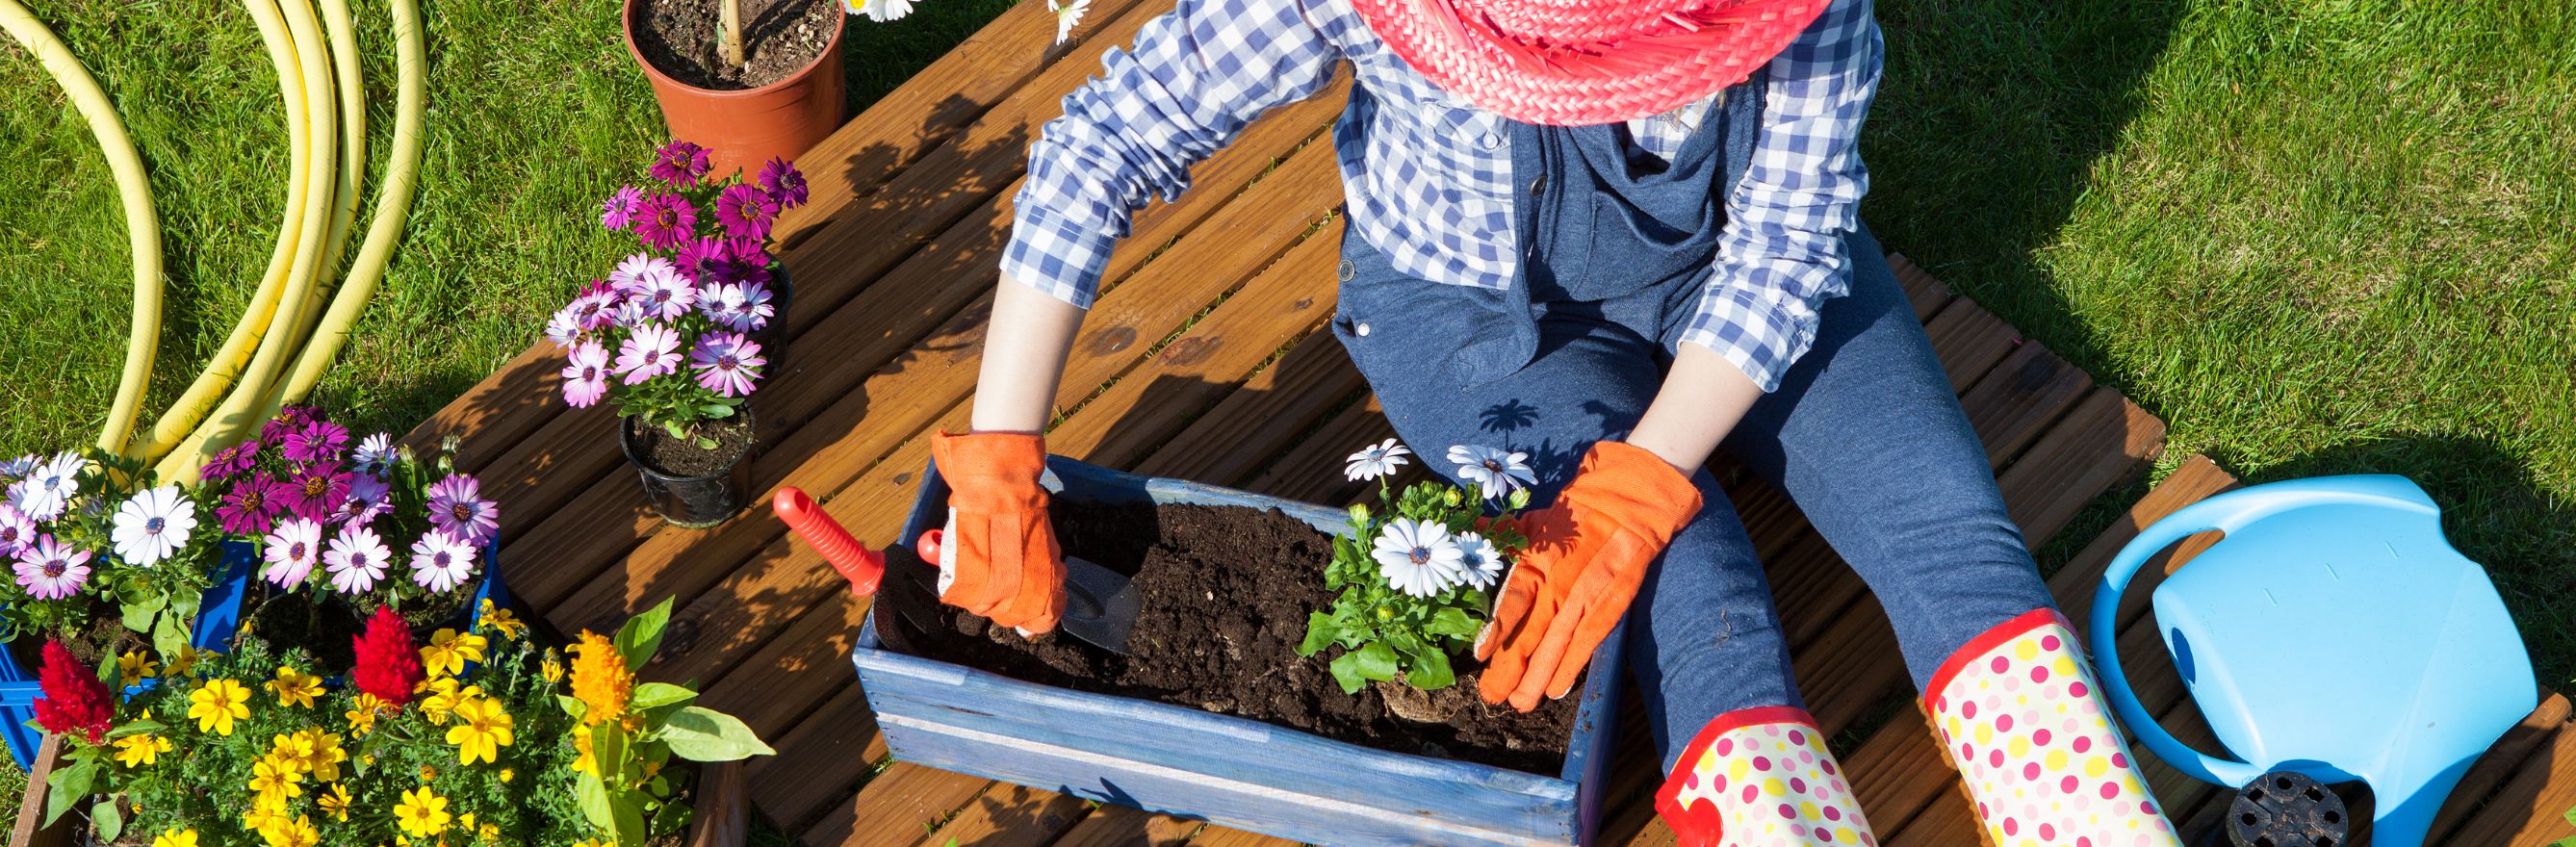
[2089,475,2437,789]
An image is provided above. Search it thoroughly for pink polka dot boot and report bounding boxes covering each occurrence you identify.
[1655,706,1876,847]
[1924,608,2182,847]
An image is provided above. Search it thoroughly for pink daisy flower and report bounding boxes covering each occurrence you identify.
[700,281,775,333]
[634,267,700,321]
[601,185,644,230]
[263,517,323,587]
[425,475,500,546]
[760,157,809,209]
[215,471,285,536]
[322,523,392,594]
[631,192,699,251]
[408,529,478,594]
[615,322,683,384]
[690,332,766,398]
[13,535,90,600]
[281,419,350,464]
[610,253,673,293]
[280,462,353,524]
[199,441,260,481]
[715,183,779,241]
[0,503,35,557]
[562,341,612,408]
[649,140,712,188]
[336,475,392,526]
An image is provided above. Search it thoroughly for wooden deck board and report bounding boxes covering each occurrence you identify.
[418,1,2576,842]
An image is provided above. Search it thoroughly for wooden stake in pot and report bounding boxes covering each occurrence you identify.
[718,0,743,67]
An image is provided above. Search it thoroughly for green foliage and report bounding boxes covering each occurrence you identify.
[1298,478,1526,694]
[0,448,218,652]
[563,598,773,847]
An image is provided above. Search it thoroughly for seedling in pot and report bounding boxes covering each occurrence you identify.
[1298,440,1534,694]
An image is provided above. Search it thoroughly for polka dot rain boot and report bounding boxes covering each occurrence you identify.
[1925,608,2182,847]
[1656,706,1876,847]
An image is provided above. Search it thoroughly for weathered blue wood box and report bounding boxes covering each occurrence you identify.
[850,456,1623,846]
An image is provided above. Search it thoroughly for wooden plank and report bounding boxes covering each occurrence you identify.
[1243,395,1391,504]
[1130,332,1370,484]
[748,684,888,834]
[797,763,994,847]
[915,782,1094,847]
[1919,301,2018,395]
[2432,711,2576,846]
[1957,341,2094,467]
[1046,805,1200,847]
[1180,826,1306,847]
[2429,693,2571,844]
[1884,253,1953,321]
[10,734,68,847]
[686,760,750,847]
[1996,389,2168,542]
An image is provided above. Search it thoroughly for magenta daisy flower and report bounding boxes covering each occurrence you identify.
[262,517,323,587]
[675,236,725,282]
[216,472,285,536]
[282,419,350,464]
[615,322,684,384]
[601,185,644,230]
[0,503,35,557]
[408,528,478,594]
[561,341,612,408]
[649,140,712,188]
[262,405,322,443]
[634,266,699,321]
[701,281,775,333]
[425,475,500,545]
[199,441,260,481]
[760,157,808,209]
[281,462,352,524]
[13,535,90,601]
[336,475,392,526]
[690,332,766,398]
[631,192,699,251]
[714,183,779,241]
[322,523,392,594]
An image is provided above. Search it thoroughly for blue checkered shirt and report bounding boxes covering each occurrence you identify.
[1003,0,1881,391]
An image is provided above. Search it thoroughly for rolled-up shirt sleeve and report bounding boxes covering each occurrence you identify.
[1001,0,1342,307]
[1679,0,1882,390]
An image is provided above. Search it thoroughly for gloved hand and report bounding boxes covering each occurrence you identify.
[928,431,1066,634]
[1477,441,1701,710]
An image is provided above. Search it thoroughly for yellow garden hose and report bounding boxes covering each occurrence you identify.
[158,0,338,481]
[0,0,165,457]
[133,0,312,462]
[278,0,425,404]
[272,0,368,358]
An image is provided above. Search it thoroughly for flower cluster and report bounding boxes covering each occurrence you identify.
[194,407,496,606]
[558,141,803,447]
[556,598,775,847]
[0,449,221,646]
[1299,439,1533,694]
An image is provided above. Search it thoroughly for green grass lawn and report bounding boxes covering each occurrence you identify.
[1,0,2570,818]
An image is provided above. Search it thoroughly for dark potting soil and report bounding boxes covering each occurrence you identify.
[12,609,133,672]
[633,414,755,478]
[243,587,366,673]
[877,501,1578,775]
[632,0,838,90]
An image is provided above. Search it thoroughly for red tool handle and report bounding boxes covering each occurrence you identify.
[916,528,944,563]
[773,487,885,596]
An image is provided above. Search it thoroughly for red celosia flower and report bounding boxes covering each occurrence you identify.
[32,640,112,743]
[351,605,424,706]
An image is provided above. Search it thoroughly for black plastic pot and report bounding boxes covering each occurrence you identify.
[619,411,757,528]
[750,264,792,366]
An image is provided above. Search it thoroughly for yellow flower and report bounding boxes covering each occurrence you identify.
[317,783,352,821]
[420,629,488,678]
[476,601,526,641]
[167,645,201,678]
[499,767,513,783]
[297,728,348,782]
[270,732,317,774]
[417,677,487,726]
[257,813,318,847]
[248,755,304,801]
[346,693,387,737]
[419,764,439,783]
[540,650,564,684]
[568,632,632,725]
[117,651,159,688]
[395,786,451,838]
[113,732,172,767]
[477,822,500,843]
[150,828,196,847]
[445,695,514,765]
[187,679,252,735]
[242,792,290,833]
[570,730,597,776]
[268,666,322,708]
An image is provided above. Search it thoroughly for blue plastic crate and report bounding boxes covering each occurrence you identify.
[852,456,1623,847]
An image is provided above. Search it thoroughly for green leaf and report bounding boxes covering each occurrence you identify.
[1427,607,1481,640]
[1327,652,1367,695]
[700,403,735,419]
[615,796,651,847]
[614,598,676,669]
[106,719,165,739]
[631,681,698,721]
[660,706,776,761]
[1352,641,1399,682]
[1404,646,1455,689]
[91,799,122,843]
[577,772,618,834]
[557,693,590,723]
[44,760,97,826]
[150,611,189,661]
[651,798,696,837]
[117,593,164,633]
[1297,612,1338,656]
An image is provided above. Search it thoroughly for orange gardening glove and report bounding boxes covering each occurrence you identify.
[1476,441,1702,710]
[928,431,1066,634]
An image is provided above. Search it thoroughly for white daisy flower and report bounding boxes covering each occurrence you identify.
[1049,0,1091,44]
[350,432,399,478]
[264,517,324,587]
[1372,517,1464,598]
[13,452,82,523]
[1454,531,1506,590]
[1449,445,1536,500]
[1343,438,1412,481]
[408,529,479,594]
[111,485,198,567]
[851,0,914,23]
[323,524,392,594]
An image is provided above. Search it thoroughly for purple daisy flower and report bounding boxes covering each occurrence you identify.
[425,475,500,545]
[408,529,478,594]
[561,341,612,408]
[13,534,91,601]
[634,266,700,321]
[714,183,779,242]
[262,517,323,587]
[0,454,36,483]
[0,503,35,557]
[616,322,684,385]
[216,472,285,536]
[631,192,699,251]
[561,291,619,334]
[674,236,728,283]
[760,157,809,209]
[281,462,353,524]
[350,432,398,477]
[282,419,350,464]
[337,475,392,526]
[545,303,587,348]
[690,332,765,398]
[199,441,260,481]
[701,282,775,333]
[601,185,644,230]
[649,140,713,189]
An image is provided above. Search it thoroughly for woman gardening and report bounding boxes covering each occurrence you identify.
[938,0,2181,843]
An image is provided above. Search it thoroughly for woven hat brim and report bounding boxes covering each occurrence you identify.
[1353,0,1831,126]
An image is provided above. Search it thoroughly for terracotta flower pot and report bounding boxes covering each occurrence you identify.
[622,0,847,177]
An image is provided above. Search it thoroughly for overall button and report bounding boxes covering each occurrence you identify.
[1336,259,1353,282]
[1530,175,1547,195]
[1354,322,1372,337]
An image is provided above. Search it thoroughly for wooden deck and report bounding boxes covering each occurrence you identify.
[400,0,2576,843]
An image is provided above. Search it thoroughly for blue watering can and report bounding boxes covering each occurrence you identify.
[2090,475,2536,847]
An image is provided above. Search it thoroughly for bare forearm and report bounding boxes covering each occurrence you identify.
[969,276,1087,433]
[1625,344,1765,474]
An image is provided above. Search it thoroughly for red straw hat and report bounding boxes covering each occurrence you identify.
[1352,0,1832,125]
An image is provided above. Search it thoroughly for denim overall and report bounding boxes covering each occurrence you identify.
[1329,79,2060,771]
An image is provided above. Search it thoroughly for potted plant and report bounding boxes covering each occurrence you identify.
[16,597,769,846]
[849,443,1622,847]
[557,143,806,528]
[622,0,847,178]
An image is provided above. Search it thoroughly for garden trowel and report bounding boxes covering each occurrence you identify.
[773,487,1140,654]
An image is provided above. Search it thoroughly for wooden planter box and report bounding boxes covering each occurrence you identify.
[849,456,1624,847]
